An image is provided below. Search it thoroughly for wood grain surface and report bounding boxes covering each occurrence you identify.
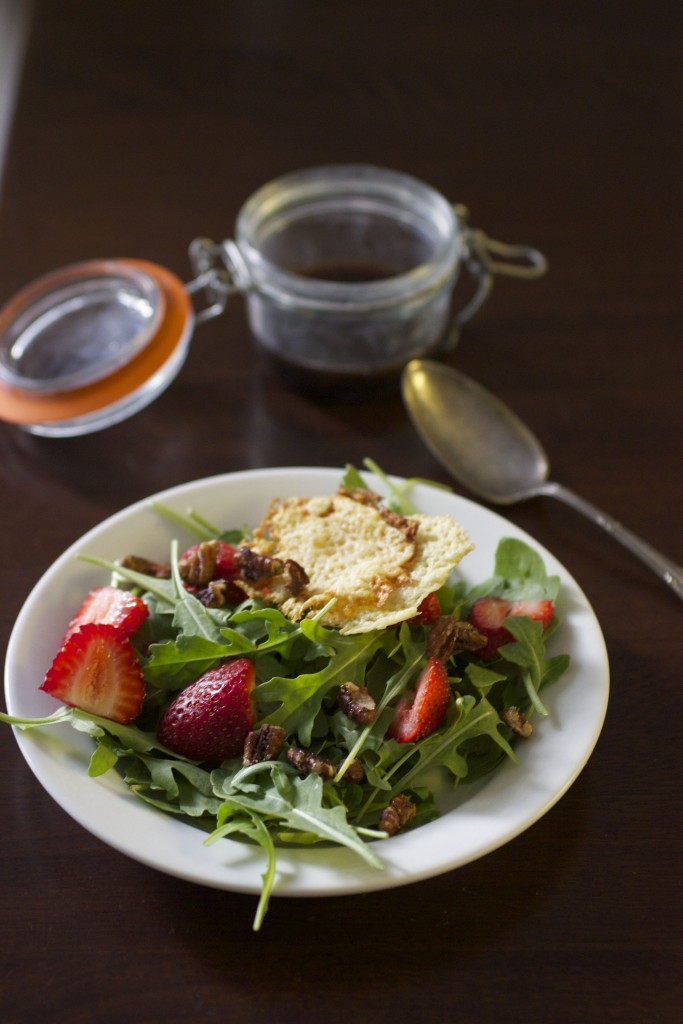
[0,3,681,1022]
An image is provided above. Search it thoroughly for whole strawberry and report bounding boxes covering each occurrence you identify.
[157,658,256,763]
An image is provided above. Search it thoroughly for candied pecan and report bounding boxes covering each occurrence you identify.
[343,758,366,783]
[337,682,377,725]
[287,747,336,780]
[178,540,222,586]
[427,615,487,661]
[235,546,284,581]
[282,558,309,596]
[194,580,228,608]
[243,724,286,766]
[501,706,533,738]
[118,554,170,578]
[379,793,417,837]
[194,579,247,608]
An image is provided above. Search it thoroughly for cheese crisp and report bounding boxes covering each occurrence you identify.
[239,489,473,634]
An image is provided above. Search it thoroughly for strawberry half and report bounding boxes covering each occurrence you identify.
[387,656,451,743]
[64,585,148,642]
[40,622,146,724]
[157,658,256,763]
[411,592,442,625]
[468,596,554,659]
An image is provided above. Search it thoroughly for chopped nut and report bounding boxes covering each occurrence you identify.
[236,546,309,600]
[379,793,417,837]
[337,682,377,725]
[343,758,366,783]
[194,580,228,608]
[501,706,533,737]
[178,540,223,586]
[191,580,246,608]
[287,747,336,780]
[235,546,284,581]
[282,558,309,596]
[243,725,286,766]
[427,615,487,661]
[118,554,170,578]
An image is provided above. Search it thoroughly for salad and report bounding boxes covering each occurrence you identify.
[1,462,569,929]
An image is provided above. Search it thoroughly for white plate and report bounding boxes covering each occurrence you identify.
[4,467,609,897]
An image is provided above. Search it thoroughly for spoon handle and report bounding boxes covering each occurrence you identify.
[545,482,683,600]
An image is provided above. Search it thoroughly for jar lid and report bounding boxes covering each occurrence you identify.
[0,258,193,436]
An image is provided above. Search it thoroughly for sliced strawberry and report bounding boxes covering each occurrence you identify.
[387,656,451,743]
[412,592,442,625]
[468,596,554,659]
[157,658,256,763]
[40,622,146,724]
[64,585,148,642]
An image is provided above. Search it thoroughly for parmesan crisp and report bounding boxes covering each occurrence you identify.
[239,490,473,634]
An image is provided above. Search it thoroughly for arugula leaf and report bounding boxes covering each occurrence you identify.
[254,629,383,745]
[125,756,222,816]
[464,661,508,696]
[88,741,119,776]
[150,501,245,545]
[0,707,74,729]
[144,634,249,689]
[498,616,559,716]
[342,459,451,515]
[206,808,276,931]
[210,761,384,869]
[78,555,178,605]
[389,695,516,795]
[467,537,561,602]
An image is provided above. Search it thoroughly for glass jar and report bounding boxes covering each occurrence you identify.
[236,164,461,380]
[192,164,546,389]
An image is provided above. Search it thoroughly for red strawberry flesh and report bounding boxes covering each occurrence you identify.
[64,585,148,642]
[157,658,256,763]
[412,592,442,625]
[387,656,451,743]
[40,622,146,724]
[469,596,554,658]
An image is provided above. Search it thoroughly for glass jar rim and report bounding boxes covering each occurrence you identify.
[233,164,461,313]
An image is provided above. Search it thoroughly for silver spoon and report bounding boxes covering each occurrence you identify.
[402,358,683,600]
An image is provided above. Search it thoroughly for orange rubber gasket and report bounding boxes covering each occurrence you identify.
[0,259,192,425]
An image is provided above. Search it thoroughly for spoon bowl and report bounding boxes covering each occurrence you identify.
[401,359,550,504]
[401,359,683,600]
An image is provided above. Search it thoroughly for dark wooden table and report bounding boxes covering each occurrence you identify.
[1,3,681,1022]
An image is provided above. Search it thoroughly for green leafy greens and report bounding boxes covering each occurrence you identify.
[1,461,569,930]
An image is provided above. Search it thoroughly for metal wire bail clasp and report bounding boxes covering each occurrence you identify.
[187,237,249,324]
[449,204,548,337]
